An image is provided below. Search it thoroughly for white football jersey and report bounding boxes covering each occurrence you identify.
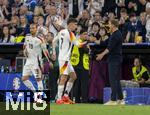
[56,29,73,61]
[24,34,46,66]
[54,29,86,61]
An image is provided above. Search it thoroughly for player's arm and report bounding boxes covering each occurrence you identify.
[23,37,28,57]
[40,38,53,63]
[52,33,59,60]
[70,32,88,48]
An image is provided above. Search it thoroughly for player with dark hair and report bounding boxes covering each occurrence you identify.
[53,18,88,104]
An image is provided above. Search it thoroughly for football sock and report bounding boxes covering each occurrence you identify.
[37,80,44,90]
[64,82,73,96]
[23,80,36,91]
[57,85,64,99]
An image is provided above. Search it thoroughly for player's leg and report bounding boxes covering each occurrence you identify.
[56,75,68,102]
[62,62,77,104]
[64,62,77,96]
[56,61,68,104]
[22,65,36,91]
[32,65,44,91]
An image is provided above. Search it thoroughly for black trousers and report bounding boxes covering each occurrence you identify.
[49,67,59,100]
[108,62,123,101]
[73,68,89,103]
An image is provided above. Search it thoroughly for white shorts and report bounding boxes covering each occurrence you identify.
[59,60,75,75]
[22,64,42,79]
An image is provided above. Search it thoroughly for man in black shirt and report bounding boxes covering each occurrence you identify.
[96,19,124,105]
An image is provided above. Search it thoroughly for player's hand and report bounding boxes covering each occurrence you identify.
[96,53,104,61]
[89,37,97,42]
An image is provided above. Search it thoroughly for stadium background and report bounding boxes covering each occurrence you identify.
[0,0,150,114]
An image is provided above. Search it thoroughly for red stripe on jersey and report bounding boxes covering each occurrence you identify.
[70,32,75,42]
[37,36,45,43]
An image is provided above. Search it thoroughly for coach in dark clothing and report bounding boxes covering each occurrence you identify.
[96,19,124,105]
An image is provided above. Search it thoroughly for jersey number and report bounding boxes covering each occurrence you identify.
[29,43,33,49]
[60,37,63,49]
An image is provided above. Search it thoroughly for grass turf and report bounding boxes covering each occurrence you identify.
[50,104,150,115]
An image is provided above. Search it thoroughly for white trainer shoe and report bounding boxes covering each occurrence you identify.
[104,100,118,105]
[117,99,125,105]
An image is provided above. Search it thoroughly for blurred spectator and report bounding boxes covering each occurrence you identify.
[44,4,51,20]
[42,0,51,8]
[17,15,30,36]
[98,26,109,44]
[125,0,146,16]
[88,26,108,103]
[10,15,19,36]
[37,15,48,37]
[19,5,28,16]
[45,5,63,37]
[90,26,109,45]
[0,25,15,43]
[33,15,39,25]
[77,9,90,32]
[116,0,126,18]
[34,6,44,16]
[125,0,138,15]
[125,13,142,42]
[51,0,66,15]
[132,57,150,87]
[11,5,19,16]
[19,5,33,23]
[139,12,147,42]
[24,0,37,11]
[108,12,116,20]
[0,0,12,21]
[68,0,84,18]
[119,8,129,41]
[89,11,102,28]
[11,0,23,8]
[89,22,100,39]
[38,15,45,26]
[146,1,150,42]
[137,0,147,16]
[102,0,116,15]
[87,0,104,16]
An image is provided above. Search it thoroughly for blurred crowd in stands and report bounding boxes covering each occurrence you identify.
[0,0,150,103]
[0,0,150,43]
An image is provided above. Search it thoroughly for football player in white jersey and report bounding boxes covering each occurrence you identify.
[22,23,52,91]
[52,18,88,104]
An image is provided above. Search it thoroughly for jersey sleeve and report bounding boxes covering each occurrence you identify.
[52,32,60,52]
[69,32,87,48]
[24,34,30,46]
[38,37,47,50]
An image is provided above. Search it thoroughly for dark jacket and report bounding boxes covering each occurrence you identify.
[107,30,123,63]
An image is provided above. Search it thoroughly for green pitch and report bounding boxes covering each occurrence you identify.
[50,104,150,115]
